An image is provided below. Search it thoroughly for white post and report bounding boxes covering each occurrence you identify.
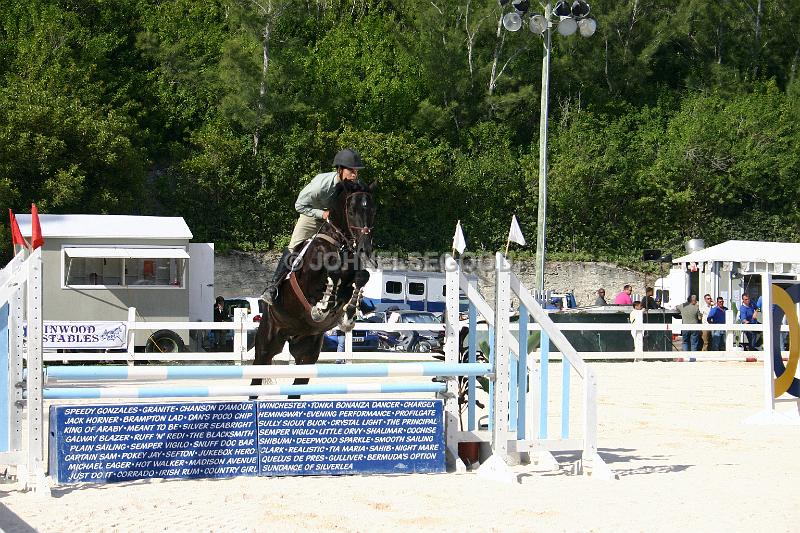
[126,307,136,364]
[672,317,683,352]
[492,253,510,460]
[762,272,775,412]
[9,277,24,455]
[233,308,247,362]
[444,256,465,471]
[725,309,735,353]
[24,249,46,493]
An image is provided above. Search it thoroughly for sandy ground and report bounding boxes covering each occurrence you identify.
[1,361,799,532]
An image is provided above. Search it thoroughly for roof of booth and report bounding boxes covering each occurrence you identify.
[674,240,800,264]
[15,214,193,240]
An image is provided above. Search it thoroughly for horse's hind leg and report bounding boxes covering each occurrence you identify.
[287,334,324,400]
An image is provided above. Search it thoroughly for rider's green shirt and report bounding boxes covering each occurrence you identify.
[294,171,339,220]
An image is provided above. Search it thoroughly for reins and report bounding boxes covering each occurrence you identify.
[284,188,374,316]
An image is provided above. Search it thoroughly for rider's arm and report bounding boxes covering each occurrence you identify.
[295,172,336,220]
[295,181,325,219]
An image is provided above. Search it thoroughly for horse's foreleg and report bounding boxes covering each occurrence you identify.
[339,285,363,332]
[339,269,369,331]
[311,277,339,322]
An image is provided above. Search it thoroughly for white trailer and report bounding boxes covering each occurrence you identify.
[17,214,214,352]
[362,268,476,313]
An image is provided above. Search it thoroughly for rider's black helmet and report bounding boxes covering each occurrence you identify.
[333,148,365,170]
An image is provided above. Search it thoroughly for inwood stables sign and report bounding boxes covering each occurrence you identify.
[39,321,128,350]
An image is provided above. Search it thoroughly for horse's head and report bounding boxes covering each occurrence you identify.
[329,179,376,258]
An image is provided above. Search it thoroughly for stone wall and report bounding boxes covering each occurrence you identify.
[213,251,649,306]
[213,250,282,299]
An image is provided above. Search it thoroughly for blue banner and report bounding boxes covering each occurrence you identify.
[258,399,444,476]
[50,401,259,483]
[49,398,445,483]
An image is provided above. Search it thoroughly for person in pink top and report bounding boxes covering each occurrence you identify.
[613,284,634,305]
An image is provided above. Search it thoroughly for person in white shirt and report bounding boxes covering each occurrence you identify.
[698,294,713,351]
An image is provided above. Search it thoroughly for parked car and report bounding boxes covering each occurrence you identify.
[322,314,381,352]
[205,296,265,351]
[377,310,445,353]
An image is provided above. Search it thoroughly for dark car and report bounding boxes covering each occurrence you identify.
[379,310,445,353]
[322,315,381,352]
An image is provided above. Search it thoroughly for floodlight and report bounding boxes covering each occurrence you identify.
[553,0,572,17]
[511,0,530,14]
[557,16,577,36]
[578,17,597,37]
[503,12,523,32]
[529,14,548,35]
[571,0,591,19]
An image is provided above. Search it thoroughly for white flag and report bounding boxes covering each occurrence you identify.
[452,220,467,254]
[508,215,526,246]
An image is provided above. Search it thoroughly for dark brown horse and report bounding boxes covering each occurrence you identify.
[251,180,376,396]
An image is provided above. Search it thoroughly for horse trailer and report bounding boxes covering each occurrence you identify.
[362,268,476,313]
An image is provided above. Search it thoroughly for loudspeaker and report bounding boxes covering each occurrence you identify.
[642,249,662,261]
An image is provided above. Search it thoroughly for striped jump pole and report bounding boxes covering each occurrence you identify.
[42,362,493,382]
[40,382,448,400]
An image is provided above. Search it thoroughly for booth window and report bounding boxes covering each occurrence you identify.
[408,282,425,296]
[63,247,188,288]
[385,281,402,294]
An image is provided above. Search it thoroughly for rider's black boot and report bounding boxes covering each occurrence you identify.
[261,248,292,306]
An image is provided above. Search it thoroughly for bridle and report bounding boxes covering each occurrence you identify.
[325,190,373,252]
[286,188,375,316]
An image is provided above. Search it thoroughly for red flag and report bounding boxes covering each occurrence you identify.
[30,203,44,249]
[8,209,27,248]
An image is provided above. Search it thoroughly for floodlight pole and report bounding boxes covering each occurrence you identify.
[535,1,552,292]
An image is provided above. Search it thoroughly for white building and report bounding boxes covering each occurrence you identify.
[661,240,800,308]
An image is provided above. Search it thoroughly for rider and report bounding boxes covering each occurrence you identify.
[261,148,365,305]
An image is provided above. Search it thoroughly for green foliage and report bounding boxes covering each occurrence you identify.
[1,0,799,261]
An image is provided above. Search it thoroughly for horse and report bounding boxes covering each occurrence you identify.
[251,179,376,397]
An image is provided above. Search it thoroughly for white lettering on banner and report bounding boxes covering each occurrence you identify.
[40,321,128,350]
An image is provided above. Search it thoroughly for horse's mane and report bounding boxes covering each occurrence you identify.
[332,179,370,198]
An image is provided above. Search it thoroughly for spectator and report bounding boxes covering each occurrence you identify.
[209,296,227,351]
[334,328,346,364]
[641,287,661,310]
[738,294,760,351]
[699,294,713,351]
[594,288,607,306]
[706,296,728,351]
[629,301,644,352]
[677,295,701,351]
[613,284,634,305]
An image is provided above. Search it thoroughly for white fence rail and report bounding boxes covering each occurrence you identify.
[37,304,777,364]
